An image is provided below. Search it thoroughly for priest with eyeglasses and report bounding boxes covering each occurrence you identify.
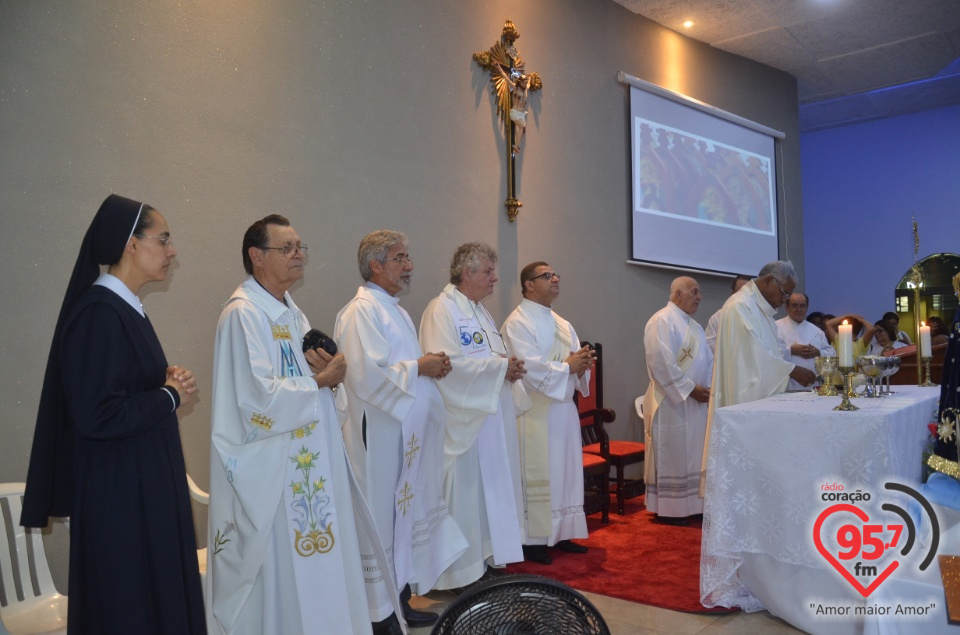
[502,262,594,563]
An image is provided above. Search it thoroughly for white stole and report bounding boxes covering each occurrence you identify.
[521,317,571,536]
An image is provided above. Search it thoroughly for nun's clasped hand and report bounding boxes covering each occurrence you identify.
[166,365,197,405]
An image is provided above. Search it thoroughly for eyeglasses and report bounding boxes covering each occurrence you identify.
[261,243,308,256]
[530,271,560,282]
[383,255,413,264]
[773,278,789,298]
[135,234,174,247]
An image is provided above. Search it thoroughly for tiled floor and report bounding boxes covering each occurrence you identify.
[409,586,806,634]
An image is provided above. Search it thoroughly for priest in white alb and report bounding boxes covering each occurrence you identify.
[642,276,713,524]
[501,261,595,564]
[776,292,835,391]
[419,242,528,589]
[700,261,817,493]
[335,230,468,629]
[206,215,400,635]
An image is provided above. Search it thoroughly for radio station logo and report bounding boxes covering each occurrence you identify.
[813,481,939,598]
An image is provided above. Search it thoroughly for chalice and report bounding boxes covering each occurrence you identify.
[814,356,839,396]
[857,355,884,398]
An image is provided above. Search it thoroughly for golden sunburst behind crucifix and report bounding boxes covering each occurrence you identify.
[473,19,542,221]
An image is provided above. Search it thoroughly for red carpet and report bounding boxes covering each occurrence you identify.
[504,497,738,614]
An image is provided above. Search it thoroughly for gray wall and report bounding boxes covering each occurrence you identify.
[0,0,802,591]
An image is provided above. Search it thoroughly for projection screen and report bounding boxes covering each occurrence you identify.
[624,73,784,277]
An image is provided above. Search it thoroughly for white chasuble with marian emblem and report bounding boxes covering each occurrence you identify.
[207,277,398,635]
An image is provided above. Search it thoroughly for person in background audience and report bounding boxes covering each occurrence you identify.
[824,314,876,360]
[882,311,913,345]
[805,311,826,333]
[868,319,907,356]
[928,315,950,347]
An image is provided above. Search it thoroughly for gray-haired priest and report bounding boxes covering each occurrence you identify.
[206,215,400,635]
[700,261,816,491]
[642,276,713,525]
[335,230,468,630]
[420,242,528,589]
[502,261,595,564]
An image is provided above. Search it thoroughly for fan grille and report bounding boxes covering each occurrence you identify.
[432,574,610,634]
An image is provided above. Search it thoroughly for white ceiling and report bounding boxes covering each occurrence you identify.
[613,0,960,131]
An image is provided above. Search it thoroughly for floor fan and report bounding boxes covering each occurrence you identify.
[431,574,610,634]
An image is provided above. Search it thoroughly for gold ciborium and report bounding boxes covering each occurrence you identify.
[814,356,839,396]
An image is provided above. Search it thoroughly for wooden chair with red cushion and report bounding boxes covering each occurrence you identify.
[581,445,610,524]
[577,342,646,515]
[575,343,610,524]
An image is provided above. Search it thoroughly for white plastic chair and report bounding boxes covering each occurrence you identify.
[0,483,68,635]
[185,474,208,590]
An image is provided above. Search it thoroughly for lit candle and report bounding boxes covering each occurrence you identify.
[920,322,932,357]
[838,320,853,367]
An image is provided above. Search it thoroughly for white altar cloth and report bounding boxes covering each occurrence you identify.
[700,386,955,634]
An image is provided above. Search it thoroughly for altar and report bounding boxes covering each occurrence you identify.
[699,385,956,634]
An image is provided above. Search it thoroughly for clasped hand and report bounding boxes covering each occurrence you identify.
[689,384,711,403]
[165,365,197,406]
[564,345,595,376]
[791,343,820,359]
[419,351,452,379]
[507,355,526,383]
[306,347,347,388]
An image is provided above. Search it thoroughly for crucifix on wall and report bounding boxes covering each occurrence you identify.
[473,19,542,222]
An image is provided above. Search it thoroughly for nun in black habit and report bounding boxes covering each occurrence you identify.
[21,194,206,635]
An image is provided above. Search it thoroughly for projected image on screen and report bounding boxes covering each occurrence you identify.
[637,121,774,234]
[629,83,781,277]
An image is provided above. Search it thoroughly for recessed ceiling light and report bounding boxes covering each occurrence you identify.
[683,20,694,28]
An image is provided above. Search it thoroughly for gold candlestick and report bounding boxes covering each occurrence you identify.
[834,366,860,411]
[921,356,936,387]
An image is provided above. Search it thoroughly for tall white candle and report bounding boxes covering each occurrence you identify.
[920,322,932,357]
[838,320,854,367]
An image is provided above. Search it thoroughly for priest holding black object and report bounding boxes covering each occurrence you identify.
[207,215,399,635]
